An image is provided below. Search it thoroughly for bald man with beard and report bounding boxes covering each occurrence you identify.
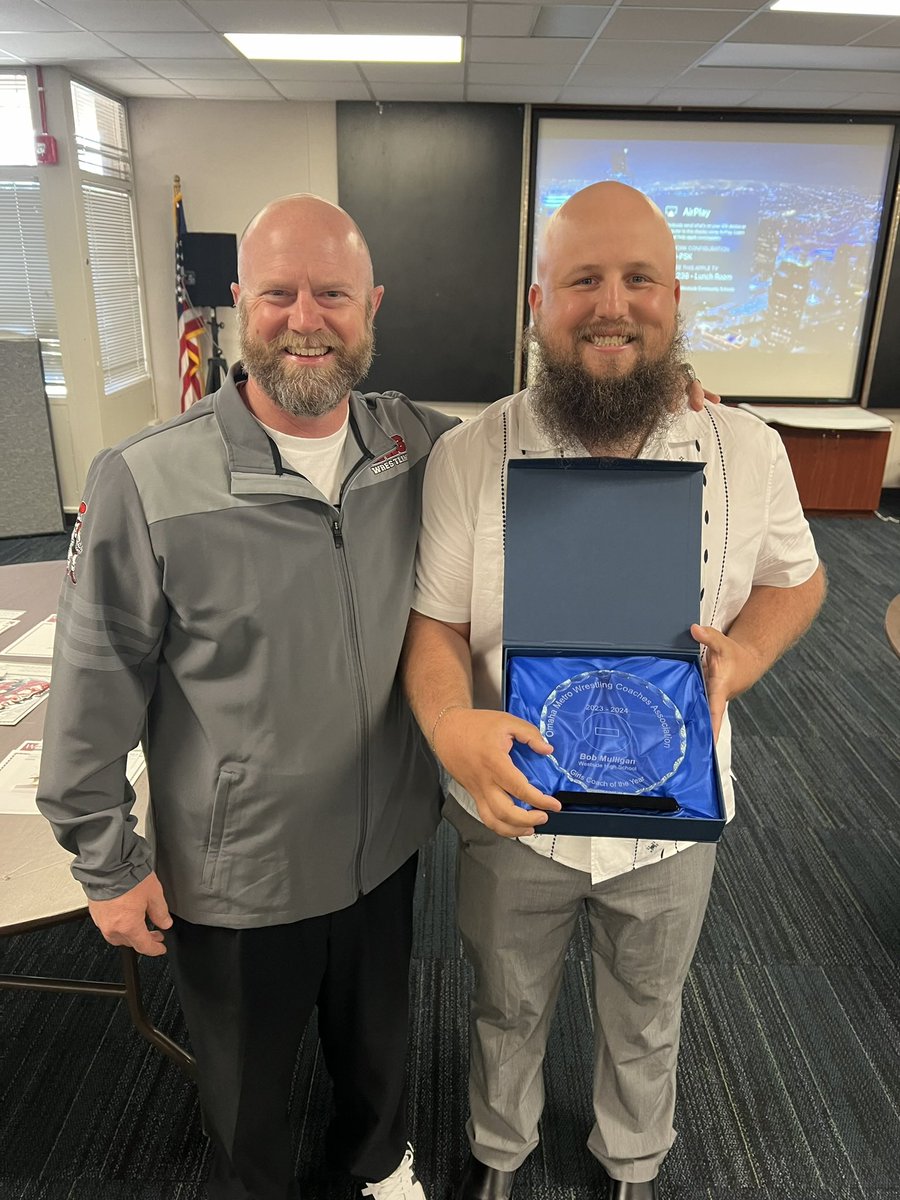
[403,183,825,1200]
[38,195,457,1200]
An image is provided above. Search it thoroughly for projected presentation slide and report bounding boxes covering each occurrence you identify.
[533,118,896,401]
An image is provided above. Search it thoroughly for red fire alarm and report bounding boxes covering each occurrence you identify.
[35,133,58,165]
[34,68,58,166]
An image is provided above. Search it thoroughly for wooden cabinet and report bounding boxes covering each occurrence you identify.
[771,425,891,514]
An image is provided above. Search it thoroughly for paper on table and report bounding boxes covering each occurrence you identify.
[739,404,893,432]
[125,745,146,787]
[2,614,57,658]
[0,740,43,814]
[0,740,146,815]
[0,661,52,725]
[0,610,25,636]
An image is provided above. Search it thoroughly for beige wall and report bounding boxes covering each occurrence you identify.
[130,99,338,423]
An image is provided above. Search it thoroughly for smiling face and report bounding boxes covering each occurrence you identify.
[527,184,688,456]
[529,182,680,380]
[232,195,383,429]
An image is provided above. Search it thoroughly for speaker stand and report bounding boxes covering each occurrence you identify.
[204,308,228,394]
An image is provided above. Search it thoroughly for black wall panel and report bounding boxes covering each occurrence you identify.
[866,227,900,409]
[337,102,524,404]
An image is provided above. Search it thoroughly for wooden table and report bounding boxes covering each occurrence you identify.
[0,560,194,1078]
[886,594,900,659]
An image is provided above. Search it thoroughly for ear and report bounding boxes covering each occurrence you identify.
[528,282,542,318]
[673,279,681,306]
[230,282,240,306]
[370,284,385,317]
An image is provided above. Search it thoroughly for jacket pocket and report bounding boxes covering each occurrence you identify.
[201,768,237,890]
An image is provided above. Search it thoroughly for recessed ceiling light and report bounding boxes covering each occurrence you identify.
[770,0,900,13]
[225,33,463,63]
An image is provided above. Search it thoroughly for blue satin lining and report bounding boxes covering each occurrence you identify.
[506,653,719,818]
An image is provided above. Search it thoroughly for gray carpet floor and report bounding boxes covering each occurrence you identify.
[0,512,898,1199]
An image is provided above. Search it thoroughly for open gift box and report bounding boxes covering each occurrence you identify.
[503,457,725,841]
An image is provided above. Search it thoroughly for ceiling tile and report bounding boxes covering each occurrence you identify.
[272,80,371,99]
[556,84,660,103]
[744,89,855,108]
[0,31,123,58]
[736,12,889,46]
[531,6,609,37]
[99,31,237,57]
[361,62,464,81]
[774,69,900,94]
[113,78,193,96]
[600,8,748,42]
[618,0,761,7]
[467,61,571,84]
[253,60,363,80]
[465,82,558,100]
[332,3,465,34]
[583,39,710,70]
[43,1,208,32]
[179,79,283,98]
[69,58,159,79]
[830,93,900,110]
[0,1,79,32]
[471,4,539,37]
[138,57,261,79]
[469,35,590,62]
[853,20,900,49]
[651,87,759,106]
[572,62,688,86]
[675,66,797,89]
[468,0,595,4]
[702,42,900,70]
[187,1,338,34]
[369,81,465,99]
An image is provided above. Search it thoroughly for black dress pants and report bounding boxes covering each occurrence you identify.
[167,854,418,1200]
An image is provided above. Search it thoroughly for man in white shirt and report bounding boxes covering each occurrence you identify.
[402,182,825,1200]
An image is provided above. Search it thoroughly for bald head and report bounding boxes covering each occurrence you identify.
[231,193,384,433]
[537,182,676,288]
[238,193,375,290]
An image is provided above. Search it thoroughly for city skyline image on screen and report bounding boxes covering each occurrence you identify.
[532,118,896,402]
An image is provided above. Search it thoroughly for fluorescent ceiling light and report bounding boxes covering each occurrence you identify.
[225,33,463,63]
[770,0,900,13]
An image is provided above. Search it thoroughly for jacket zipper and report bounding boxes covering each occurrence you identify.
[331,448,375,893]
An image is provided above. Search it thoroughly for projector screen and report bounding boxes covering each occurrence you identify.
[531,115,898,402]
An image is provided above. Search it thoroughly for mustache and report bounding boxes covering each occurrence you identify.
[576,321,642,341]
[266,331,346,354]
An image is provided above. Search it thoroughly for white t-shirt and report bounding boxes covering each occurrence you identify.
[255,412,354,505]
[413,390,820,884]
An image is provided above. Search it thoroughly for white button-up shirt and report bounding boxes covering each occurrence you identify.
[413,391,820,883]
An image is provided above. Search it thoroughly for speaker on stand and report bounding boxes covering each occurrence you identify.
[181,232,239,393]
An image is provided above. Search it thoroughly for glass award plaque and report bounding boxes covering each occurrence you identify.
[506,654,718,821]
[539,668,686,796]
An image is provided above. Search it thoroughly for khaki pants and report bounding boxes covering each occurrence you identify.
[447,797,716,1184]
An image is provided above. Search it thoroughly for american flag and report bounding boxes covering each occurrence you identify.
[174,176,204,411]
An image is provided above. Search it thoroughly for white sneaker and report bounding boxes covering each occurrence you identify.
[361,1144,426,1200]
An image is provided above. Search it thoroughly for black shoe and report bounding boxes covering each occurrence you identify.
[454,1153,517,1200]
[608,1181,658,1200]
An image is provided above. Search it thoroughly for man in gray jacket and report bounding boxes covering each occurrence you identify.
[37,194,455,1200]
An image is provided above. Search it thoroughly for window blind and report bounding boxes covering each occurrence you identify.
[82,183,148,393]
[0,179,65,391]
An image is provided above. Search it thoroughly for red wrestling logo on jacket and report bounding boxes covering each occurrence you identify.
[370,435,408,476]
[66,502,86,584]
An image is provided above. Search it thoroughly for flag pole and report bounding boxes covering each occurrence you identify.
[174,176,205,411]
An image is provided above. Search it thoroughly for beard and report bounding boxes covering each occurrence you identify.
[528,316,689,456]
[238,302,375,419]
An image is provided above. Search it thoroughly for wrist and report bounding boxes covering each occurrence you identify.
[429,703,468,753]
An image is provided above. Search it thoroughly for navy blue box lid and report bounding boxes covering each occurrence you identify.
[503,458,704,655]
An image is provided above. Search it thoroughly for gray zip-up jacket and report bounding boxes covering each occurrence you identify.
[37,367,457,927]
